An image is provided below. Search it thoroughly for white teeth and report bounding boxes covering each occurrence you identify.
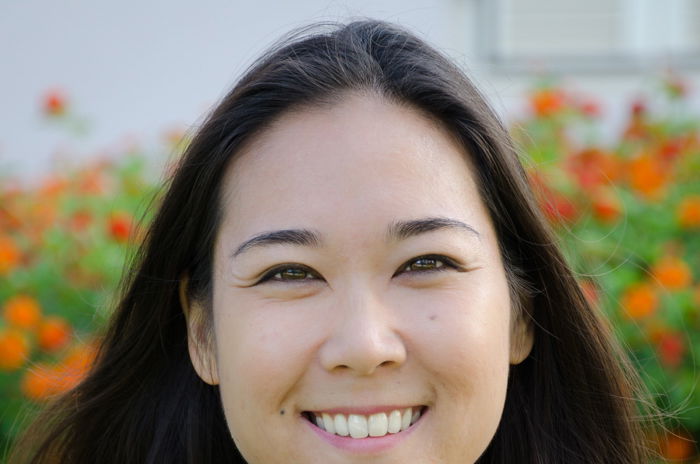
[315,414,325,430]
[348,414,368,438]
[411,408,420,425]
[334,413,349,436]
[322,413,335,434]
[401,408,412,431]
[310,407,423,438]
[368,413,388,437]
[387,409,402,433]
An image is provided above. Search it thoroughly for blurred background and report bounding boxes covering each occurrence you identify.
[1,0,699,462]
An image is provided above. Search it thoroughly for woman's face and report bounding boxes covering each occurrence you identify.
[185,94,533,463]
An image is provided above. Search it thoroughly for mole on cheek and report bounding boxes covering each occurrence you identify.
[280,409,285,416]
[429,314,437,321]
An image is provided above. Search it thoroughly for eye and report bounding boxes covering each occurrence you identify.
[394,254,462,277]
[257,264,320,284]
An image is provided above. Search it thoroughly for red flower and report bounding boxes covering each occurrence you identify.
[43,89,67,116]
[567,148,620,190]
[658,138,683,163]
[657,332,685,368]
[543,192,578,225]
[528,171,578,225]
[623,100,649,140]
[578,279,599,307]
[630,99,647,117]
[108,211,133,243]
[578,99,601,118]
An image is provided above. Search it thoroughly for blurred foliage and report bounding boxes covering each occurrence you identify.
[0,80,699,461]
[514,72,700,462]
[0,89,184,460]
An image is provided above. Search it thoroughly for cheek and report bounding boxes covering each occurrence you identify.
[417,293,511,391]
[409,271,512,361]
[212,295,319,414]
[212,301,318,462]
[406,273,512,408]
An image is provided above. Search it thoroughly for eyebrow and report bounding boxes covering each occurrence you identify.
[230,217,480,259]
[231,229,321,258]
[386,217,481,242]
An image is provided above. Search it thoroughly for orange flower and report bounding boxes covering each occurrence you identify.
[69,209,92,232]
[652,255,693,290]
[0,203,22,231]
[3,294,42,329]
[21,354,92,400]
[627,154,668,199]
[37,316,72,352]
[50,364,85,394]
[28,201,58,233]
[659,430,696,461]
[55,343,97,391]
[621,282,658,319]
[677,195,700,228]
[163,127,188,152]
[0,235,21,275]
[39,175,69,197]
[108,211,133,243]
[21,363,59,401]
[0,329,30,370]
[78,168,107,195]
[530,88,565,117]
[591,188,622,224]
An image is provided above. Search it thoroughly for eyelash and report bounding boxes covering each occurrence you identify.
[256,254,462,284]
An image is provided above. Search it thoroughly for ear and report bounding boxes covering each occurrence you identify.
[179,276,219,385]
[509,301,535,365]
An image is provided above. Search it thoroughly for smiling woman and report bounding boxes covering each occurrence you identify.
[11,20,653,464]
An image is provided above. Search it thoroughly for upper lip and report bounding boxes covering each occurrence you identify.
[304,405,426,415]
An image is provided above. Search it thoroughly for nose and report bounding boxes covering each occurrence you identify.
[319,288,407,376]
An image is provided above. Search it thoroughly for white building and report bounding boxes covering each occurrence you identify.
[2,0,699,180]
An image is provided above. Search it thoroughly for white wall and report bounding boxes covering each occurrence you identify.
[1,0,699,182]
[0,0,463,180]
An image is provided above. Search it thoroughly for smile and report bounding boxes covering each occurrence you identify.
[302,406,427,439]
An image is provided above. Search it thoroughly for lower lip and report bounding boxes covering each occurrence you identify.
[304,409,426,454]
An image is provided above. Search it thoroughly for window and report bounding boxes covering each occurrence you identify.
[478,0,700,72]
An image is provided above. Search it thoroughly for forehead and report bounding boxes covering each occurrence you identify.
[218,94,491,240]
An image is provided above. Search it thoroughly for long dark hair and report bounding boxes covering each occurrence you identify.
[11,20,653,463]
